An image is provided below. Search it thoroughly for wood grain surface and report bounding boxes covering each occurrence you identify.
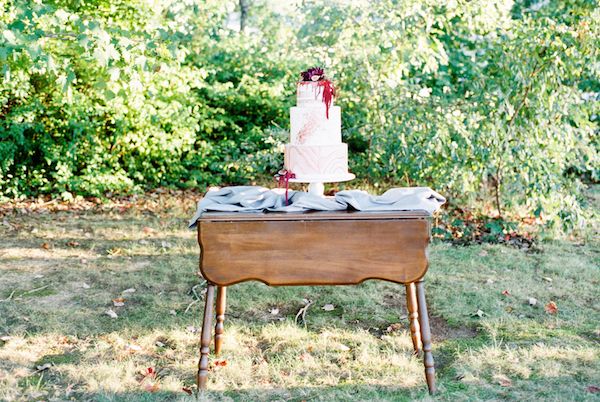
[198,216,430,286]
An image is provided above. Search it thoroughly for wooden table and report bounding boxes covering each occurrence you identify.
[195,210,436,394]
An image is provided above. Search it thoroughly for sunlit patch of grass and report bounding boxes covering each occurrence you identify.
[0,203,599,401]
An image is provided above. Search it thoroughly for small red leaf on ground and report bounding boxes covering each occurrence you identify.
[502,290,511,296]
[112,297,126,307]
[587,385,600,393]
[214,359,227,367]
[41,242,51,250]
[182,386,193,395]
[545,301,558,314]
[66,241,80,247]
[143,226,155,234]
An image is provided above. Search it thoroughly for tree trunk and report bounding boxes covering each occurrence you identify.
[239,0,249,32]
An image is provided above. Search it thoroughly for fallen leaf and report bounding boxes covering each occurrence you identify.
[143,226,156,234]
[169,309,177,316]
[587,385,600,393]
[82,283,91,289]
[386,323,402,333]
[186,326,198,333]
[544,301,558,314]
[486,278,494,284]
[299,352,312,361]
[269,308,279,315]
[41,242,51,250]
[143,367,157,378]
[155,341,165,348]
[123,288,136,294]
[542,277,553,282]
[528,297,538,306]
[322,304,335,311]
[66,241,80,247]
[214,359,227,367]
[502,289,511,296]
[80,259,88,264]
[33,274,44,279]
[338,344,351,352]
[35,363,52,372]
[478,250,488,257]
[182,386,193,395]
[105,309,118,319]
[125,343,142,352]
[494,374,512,387]
[474,309,485,317]
[113,297,126,307]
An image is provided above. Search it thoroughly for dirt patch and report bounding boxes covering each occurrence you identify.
[430,315,478,342]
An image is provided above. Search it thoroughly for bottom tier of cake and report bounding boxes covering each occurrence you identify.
[284,143,353,180]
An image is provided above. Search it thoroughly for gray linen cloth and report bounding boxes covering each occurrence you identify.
[189,186,445,228]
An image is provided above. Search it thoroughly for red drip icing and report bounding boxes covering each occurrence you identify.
[318,80,335,119]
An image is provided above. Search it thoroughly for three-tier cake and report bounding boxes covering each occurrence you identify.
[283,67,354,184]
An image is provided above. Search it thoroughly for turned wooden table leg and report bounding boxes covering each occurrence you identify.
[197,283,216,390]
[214,286,227,356]
[405,282,422,354]
[416,279,436,394]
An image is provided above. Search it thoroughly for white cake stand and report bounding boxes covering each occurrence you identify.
[288,173,355,196]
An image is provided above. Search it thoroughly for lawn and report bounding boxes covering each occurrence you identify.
[0,193,598,401]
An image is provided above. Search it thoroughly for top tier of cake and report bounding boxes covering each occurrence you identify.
[297,81,335,107]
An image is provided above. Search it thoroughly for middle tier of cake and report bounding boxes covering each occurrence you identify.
[284,143,352,181]
[290,105,341,145]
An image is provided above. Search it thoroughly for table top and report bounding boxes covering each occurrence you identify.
[198,210,431,222]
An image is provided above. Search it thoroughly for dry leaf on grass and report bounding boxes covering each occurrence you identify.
[182,386,193,395]
[473,309,485,317]
[494,374,512,387]
[386,323,403,333]
[122,288,136,294]
[35,363,52,372]
[66,241,80,247]
[213,359,227,367]
[528,297,538,306]
[105,309,118,319]
[478,250,488,257]
[322,304,335,311]
[142,226,156,234]
[82,283,91,289]
[112,297,126,307]
[544,301,558,314]
[502,289,511,296]
[269,308,279,315]
[41,242,51,250]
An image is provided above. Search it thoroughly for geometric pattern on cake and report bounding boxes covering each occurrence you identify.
[284,144,348,177]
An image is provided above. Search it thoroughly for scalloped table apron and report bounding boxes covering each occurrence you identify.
[194,209,438,395]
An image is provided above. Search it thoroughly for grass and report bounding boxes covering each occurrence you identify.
[0,195,599,401]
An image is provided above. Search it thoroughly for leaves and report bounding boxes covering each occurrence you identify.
[322,304,335,311]
[105,309,118,319]
[544,301,558,315]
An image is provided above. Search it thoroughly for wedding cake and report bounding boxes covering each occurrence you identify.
[283,67,354,182]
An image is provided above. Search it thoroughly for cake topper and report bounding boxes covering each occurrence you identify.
[299,66,336,119]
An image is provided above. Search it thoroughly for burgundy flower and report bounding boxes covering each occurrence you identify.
[300,66,326,81]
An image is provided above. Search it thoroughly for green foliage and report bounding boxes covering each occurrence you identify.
[1,0,598,233]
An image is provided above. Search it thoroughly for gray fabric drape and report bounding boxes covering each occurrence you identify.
[189,186,446,228]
